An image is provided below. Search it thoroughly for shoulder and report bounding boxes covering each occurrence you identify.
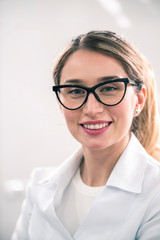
[145,155,160,189]
[129,134,160,192]
[24,167,58,204]
[28,167,57,186]
[140,153,160,208]
[131,133,160,176]
[146,154,160,176]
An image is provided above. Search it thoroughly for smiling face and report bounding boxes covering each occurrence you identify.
[59,49,143,153]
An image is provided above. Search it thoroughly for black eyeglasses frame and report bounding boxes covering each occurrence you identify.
[52,78,141,110]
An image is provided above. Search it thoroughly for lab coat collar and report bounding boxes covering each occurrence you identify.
[107,133,148,193]
[38,147,83,187]
[39,133,148,197]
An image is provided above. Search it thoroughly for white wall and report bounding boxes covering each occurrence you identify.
[0,0,160,239]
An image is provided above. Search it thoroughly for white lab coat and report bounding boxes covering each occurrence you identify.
[12,133,160,240]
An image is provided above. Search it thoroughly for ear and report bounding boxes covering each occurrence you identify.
[134,85,146,117]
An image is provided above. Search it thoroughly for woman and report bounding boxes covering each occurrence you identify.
[12,31,160,240]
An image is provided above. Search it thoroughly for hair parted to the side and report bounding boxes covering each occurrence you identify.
[53,30,160,161]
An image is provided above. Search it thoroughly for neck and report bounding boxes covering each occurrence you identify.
[80,135,130,187]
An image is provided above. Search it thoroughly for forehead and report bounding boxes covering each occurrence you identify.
[60,49,128,85]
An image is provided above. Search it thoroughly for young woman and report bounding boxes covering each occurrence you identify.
[12,31,160,240]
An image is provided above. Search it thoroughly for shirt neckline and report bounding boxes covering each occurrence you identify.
[73,168,106,197]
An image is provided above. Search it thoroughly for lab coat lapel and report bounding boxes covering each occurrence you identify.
[37,146,83,210]
[31,181,74,240]
[33,147,83,239]
[74,186,136,240]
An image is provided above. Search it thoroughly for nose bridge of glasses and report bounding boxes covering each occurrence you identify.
[82,92,105,115]
[85,86,101,105]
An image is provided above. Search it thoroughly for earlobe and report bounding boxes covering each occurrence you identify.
[135,108,140,115]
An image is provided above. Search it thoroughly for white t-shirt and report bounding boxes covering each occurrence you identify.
[56,168,105,236]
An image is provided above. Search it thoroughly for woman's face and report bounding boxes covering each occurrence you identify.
[59,49,144,152]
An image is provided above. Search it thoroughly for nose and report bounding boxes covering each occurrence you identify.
[82,93,104,116]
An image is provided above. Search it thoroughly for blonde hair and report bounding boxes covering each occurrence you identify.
[53,30,160,161]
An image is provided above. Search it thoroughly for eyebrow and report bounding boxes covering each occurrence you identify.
[63,75,121,85]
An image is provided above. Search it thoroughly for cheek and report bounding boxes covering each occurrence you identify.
[110,95,135,124]
[62,109,78,129]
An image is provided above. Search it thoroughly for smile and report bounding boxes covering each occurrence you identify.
[83,122,110,130]
[80,121,112,136]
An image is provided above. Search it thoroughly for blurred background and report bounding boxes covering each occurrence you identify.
[0,0,160,239]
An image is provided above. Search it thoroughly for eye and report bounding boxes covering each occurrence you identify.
[98,82,124,94]
[101,86,117,92]
[67,88,85,95]
[99,85,118,93]
[63,87,86,99]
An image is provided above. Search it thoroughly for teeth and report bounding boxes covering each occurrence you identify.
[83,123,110,130]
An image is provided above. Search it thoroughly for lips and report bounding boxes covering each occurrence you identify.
[80,120,112,135]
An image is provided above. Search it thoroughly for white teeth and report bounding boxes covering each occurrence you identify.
[83,123,110,130]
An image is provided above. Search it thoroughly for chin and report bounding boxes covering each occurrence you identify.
[82,142,111,151]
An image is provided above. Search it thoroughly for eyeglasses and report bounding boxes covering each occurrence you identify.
[52,78,140,110]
